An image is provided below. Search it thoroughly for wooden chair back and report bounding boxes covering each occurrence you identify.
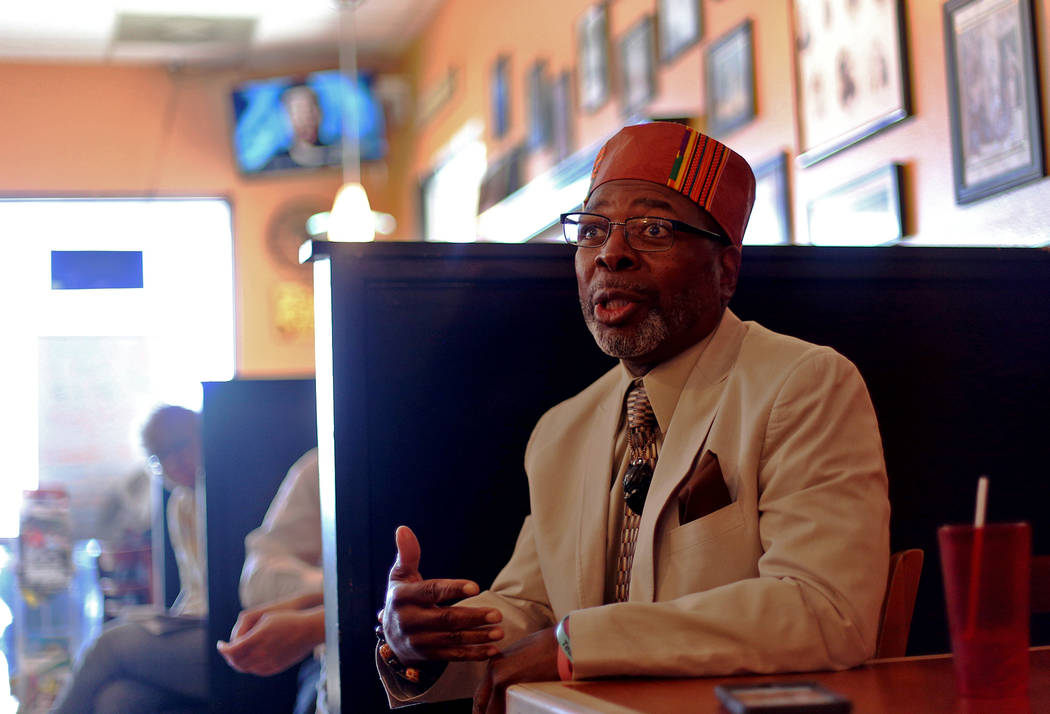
[1032,555,1050,613]
[875,548,924,659]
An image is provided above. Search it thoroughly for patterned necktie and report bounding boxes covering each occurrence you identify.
[614,379,658,602]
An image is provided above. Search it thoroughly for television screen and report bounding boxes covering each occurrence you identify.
[231,69,386,175]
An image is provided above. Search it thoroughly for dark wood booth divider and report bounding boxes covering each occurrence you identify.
[201,378,318,713]
[308,241,614,713]
[301,242,1048,713]
[728,246,1050,658]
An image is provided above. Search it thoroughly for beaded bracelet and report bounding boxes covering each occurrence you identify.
[375,624,441,687]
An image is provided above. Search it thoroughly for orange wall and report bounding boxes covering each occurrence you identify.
[4,2,1048,377]
[403,0,1050,245]
[0,62,402,377]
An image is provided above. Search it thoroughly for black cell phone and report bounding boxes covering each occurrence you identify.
[714,681,852,713]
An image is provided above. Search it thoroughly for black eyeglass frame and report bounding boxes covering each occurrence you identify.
[559,211,730,251]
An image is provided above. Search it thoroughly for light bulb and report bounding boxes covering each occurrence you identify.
[328,182,375,242]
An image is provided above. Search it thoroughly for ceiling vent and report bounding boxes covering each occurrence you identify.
[112,13,256,47]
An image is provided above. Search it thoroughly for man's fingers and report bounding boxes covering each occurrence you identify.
[229,610,261,639]
[393,601,499,633]
[390,525,422,581]
[407,625,504,649]
[217,638,253,670]
[421,643,501,662]
[391,578,483,608]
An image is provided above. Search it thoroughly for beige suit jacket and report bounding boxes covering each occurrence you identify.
[388,309,890,703]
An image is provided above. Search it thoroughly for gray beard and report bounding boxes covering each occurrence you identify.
[579,257,720,362]
[583,306,671,360]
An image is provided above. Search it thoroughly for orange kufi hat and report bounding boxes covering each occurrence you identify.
[586,122,756,248]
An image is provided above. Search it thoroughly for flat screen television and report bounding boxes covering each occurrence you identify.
[230,69,386,175]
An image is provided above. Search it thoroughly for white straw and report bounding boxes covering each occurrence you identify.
[973,476,989,528]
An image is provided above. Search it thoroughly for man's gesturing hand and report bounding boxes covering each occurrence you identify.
[381,525,504,665]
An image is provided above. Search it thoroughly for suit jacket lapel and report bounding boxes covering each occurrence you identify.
[632,310,749,601]
[574,371,628,609]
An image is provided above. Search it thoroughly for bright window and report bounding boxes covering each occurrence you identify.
[0,198,235,538]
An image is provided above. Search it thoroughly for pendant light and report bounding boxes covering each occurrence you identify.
[328,0,375,242]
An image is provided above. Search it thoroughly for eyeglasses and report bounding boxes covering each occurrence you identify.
[560,211,729,251]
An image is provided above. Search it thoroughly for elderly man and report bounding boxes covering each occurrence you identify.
[377,122,890,713]
[53,406,209,714]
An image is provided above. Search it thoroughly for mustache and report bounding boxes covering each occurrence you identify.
[582,280,654,301]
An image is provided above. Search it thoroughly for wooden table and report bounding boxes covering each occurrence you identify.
[507,647,1050,713]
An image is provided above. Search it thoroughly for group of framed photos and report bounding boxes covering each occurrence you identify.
[577,0,706,119]
[488,0,1045,244]
[492,0,708,164]
[752,0,1043,245]
[792,0,1044,244]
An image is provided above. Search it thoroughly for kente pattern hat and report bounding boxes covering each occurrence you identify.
[587,122,756,248]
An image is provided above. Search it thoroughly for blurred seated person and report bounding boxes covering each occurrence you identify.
[95,466,152,545]
[263,84,341,172]
[53,406,208,714]
[93,466,154,617]
[217,449,326,714]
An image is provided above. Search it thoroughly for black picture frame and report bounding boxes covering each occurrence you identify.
[806,163,904,246]
[478,145,526,214]
[527,60,553,150]
[551,70,575,162]
[943,0,1045,204]
[491,55,511,139]
[747,153,792,245]
[705,19,755,138]
[577,3,611,114]
[619,15,656,118]
[657,0,702,64]
[791,0,911,166]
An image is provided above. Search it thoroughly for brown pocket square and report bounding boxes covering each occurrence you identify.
[677,450,732,525]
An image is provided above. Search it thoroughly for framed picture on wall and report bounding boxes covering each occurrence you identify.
[705,19,755,138]
[491,55,511,139]
[527,60,553,150]
[746,153,792,245]
[577,3,611,114]
[944,0,1045,204]
[619,15,656,118]
[551,70,575,162]
[792,0,911,166]
[807,163,904,246]
[657,0,702,64]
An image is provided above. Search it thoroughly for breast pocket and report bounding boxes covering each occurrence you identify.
[657,502,753,599]
[666,500,745,554]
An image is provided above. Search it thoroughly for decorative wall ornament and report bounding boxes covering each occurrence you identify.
[791,0,911,166]
[807,163,904,246]
[619,15,656,118]
[944,0,1045,204]
[577,3,611,114]
[747,152,792,245]
[491,55,511,139]
[527,60,554,150]
[416,67,458,128]
[705,19,756,138]
[657,0,702,64]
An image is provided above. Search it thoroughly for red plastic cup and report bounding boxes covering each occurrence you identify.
[938,522,1031,699]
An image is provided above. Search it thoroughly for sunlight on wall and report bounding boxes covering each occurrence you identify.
[423,121,487,242]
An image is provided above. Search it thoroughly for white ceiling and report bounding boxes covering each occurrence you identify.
[0,0,445,69]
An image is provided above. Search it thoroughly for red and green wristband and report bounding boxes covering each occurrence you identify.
[555,615,573,681]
